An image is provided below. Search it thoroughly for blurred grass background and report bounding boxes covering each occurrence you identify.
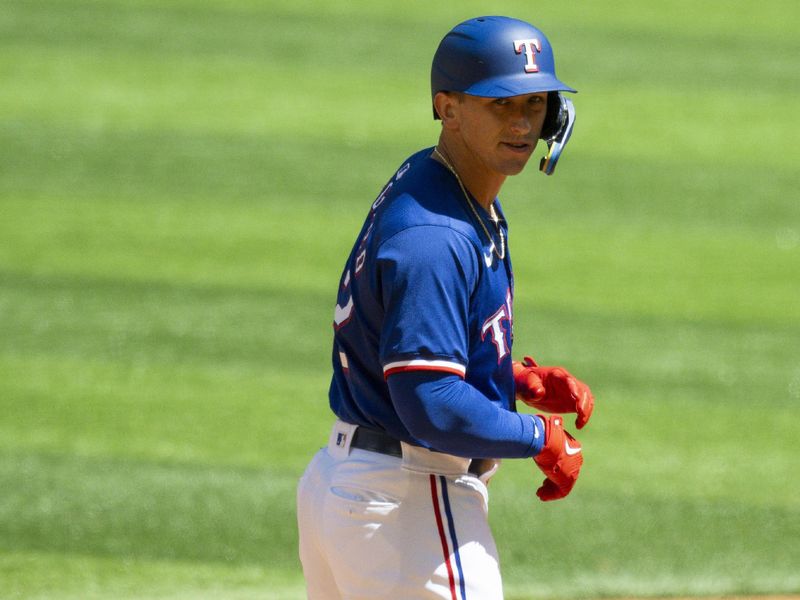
[1,0,799,598]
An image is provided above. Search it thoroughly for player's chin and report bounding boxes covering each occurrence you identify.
[498,142,536,174]
[497,152,533,174]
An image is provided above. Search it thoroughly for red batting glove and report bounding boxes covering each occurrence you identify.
[512,356,595,429]
[533,414,583,501]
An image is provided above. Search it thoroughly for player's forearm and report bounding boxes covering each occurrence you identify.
[387,370,545,458]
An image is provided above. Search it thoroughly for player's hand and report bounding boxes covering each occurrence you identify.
[512,356,594,429]
[533,414,583,501]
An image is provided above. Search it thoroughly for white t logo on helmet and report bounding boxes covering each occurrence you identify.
[513,38,542,73]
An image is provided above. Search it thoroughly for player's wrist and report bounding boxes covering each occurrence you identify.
[529,414,545,456]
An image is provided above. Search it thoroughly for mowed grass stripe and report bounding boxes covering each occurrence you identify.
[1,550,301,600]
[1,445,796,599]
[2,195,796,329]
[0,451,298,566]
[0,351,331,472]
[2,267,796,404]
[496,489,800,599]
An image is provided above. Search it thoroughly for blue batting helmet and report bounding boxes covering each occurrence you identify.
[431,16,576,120]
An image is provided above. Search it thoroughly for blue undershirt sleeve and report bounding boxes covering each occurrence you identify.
[387,370,545,459]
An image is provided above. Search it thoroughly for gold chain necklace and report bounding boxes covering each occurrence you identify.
[432,147,506,261]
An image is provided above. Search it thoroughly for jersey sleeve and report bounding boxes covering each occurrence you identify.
[376,224,478,379]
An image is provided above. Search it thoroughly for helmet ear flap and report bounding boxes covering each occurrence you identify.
[539,95,576,175]
[540,91,563,140]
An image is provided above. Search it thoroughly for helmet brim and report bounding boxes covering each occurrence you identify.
[431,75,576,119]
[461,73,576,97]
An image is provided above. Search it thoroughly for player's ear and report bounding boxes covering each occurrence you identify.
[433,92,460,128]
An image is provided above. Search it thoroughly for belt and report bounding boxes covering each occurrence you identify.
[351,426,403,458]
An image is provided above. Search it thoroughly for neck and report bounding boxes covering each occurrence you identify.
[434,136,505,211]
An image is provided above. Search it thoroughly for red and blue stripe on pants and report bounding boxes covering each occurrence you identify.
[430,474,468,600]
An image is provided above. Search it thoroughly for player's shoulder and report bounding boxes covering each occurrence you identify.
[374,148,481,247]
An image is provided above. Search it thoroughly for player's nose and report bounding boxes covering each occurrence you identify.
[508,107,532,136]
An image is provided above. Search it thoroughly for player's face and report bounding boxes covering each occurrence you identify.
[456,92,548,176]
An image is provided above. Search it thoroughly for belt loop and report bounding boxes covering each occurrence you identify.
[328,420,357,459]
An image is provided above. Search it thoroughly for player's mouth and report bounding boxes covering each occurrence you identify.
[500,141,533,154]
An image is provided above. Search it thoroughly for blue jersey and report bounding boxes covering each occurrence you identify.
[329,148,523,450]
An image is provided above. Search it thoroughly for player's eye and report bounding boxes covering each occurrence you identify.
[527,95,547,111]
[493,98,510,106]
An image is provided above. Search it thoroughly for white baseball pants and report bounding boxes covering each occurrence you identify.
[297,420,504,600]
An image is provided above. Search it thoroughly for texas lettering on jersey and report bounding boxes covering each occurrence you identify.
[481,289,513,363]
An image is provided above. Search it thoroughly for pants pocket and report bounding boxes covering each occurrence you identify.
[330,485,400,508]
[323,484,402,596]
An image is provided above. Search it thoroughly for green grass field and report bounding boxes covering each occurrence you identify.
[2,1,799,598]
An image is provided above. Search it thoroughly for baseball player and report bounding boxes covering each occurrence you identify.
[297,16,595,599]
